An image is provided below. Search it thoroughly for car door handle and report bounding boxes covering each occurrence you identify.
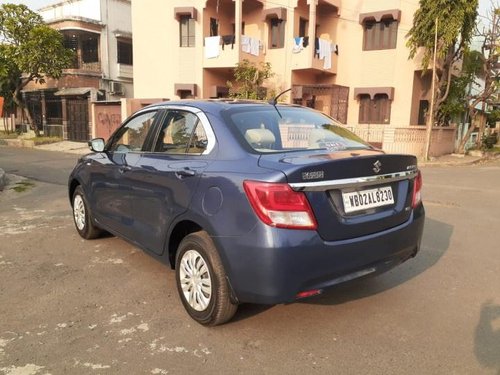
[119,165,132,173]
[175,168,196,178]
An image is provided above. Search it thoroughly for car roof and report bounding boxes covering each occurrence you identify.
[142,99,303,113]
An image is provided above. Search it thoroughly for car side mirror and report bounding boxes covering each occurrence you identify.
[88,138,105,152]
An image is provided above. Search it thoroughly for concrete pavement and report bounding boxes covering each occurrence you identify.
[0,168,6,191]
[34,141,90,155]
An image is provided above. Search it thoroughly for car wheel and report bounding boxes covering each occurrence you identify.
[175,231,238,326]
[72,185,101,239]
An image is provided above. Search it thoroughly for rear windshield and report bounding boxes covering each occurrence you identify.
[225,106,371,153]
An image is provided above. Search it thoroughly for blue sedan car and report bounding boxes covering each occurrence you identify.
[69,100,424,326]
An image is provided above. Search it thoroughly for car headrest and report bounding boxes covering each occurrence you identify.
[244,128,276,148]
[308,128,337,147]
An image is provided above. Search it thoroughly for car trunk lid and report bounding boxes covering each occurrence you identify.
[259,150,419,241]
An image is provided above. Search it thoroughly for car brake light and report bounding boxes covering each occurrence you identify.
[412,171,422,208]
[296,289,323,299]
[243,180,317,230]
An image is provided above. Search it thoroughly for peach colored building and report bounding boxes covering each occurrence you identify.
[131,0,455,157]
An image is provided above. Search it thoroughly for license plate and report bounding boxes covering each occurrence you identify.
[342,186,394,213]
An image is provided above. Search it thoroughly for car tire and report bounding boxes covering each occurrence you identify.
[175,231,238,326]
[72,185,102,240]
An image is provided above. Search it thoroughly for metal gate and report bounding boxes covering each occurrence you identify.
[292,84,349,124]
[25,92,43,131]
[67,99,89,141]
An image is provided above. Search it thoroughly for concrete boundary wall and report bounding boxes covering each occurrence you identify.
[91,98,168,141]
[347,125,456,158]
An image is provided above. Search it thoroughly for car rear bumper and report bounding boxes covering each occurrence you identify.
[213,204,425,305]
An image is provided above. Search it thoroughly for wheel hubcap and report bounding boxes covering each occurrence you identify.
[73,194,86,231]
[179,250,212,311]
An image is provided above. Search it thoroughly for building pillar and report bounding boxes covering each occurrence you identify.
[307,0,318,46]
[40,91,47,135]
[233,0,243,45]
[61,98,68,140]
[87,96,92,141]
[21,91,28,132]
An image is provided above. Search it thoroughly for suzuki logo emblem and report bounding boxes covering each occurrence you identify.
[373,160,382,173]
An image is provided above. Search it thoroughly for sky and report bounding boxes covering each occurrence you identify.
[1,0,495,15]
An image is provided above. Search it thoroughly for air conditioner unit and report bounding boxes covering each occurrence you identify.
[110,81,124,95]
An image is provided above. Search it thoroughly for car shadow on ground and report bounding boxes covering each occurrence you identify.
[231,217,452,321]
[474,300,500,375]
[302,216,452,306]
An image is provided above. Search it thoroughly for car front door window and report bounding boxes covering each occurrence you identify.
[109,111,157,152]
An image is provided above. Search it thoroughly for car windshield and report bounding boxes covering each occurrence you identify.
[226,106,371,153]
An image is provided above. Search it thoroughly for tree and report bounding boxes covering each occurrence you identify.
[407,0,479,129]
[435,49,485,128]
[456,7,500,152]
[227,59,274,100]
[0,4,74,135]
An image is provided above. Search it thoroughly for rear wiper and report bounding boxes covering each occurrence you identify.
[268,88,292,118]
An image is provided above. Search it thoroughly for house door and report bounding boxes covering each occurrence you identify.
[67,98,89,141]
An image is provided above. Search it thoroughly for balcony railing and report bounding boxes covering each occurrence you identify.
[117,63,133,79]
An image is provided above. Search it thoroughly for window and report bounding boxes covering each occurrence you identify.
[231,22,245,35]
[299,17,308,37]
[363,18,398,50]
[269,18,285,48]
[418,100,429,125]
[82,34,99,63]
[180,15,195,47]
[109,111,156,152]
[63,34,79,68]
[156,111,208,155]
[210,17,218,36]
[358,94,391,124]
[117,39,133,65]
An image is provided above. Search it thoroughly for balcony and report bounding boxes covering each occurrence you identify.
[290,42,338,74]
[203,35,265,68]
[62,29,101,75]
[203,0,264,68]
[117,63,133,79]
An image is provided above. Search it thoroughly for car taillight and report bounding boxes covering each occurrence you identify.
[243,180,317,230]
[412,171,423,208]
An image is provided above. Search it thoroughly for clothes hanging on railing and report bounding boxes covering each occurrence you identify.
[205,36,220,59]
[221,35,235,50]
[315,38,338,69]
[241,35,251,53]
[292,37,304,53]
[249,37,260,56]
[241,36,260,56]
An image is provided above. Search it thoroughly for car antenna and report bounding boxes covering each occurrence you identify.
[268,88,291,118]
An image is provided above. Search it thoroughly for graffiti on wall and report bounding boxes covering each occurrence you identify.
[94,104,122,140]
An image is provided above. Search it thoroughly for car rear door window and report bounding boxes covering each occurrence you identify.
[155,110,208,155]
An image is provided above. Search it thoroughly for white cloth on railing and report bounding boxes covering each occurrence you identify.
[241,35,251,53]
[249,37,260,56]
[240,36,261,56]
[318,38,332,69]
[205,36,220,59]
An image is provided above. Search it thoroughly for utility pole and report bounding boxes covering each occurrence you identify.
[424,17,439,161]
